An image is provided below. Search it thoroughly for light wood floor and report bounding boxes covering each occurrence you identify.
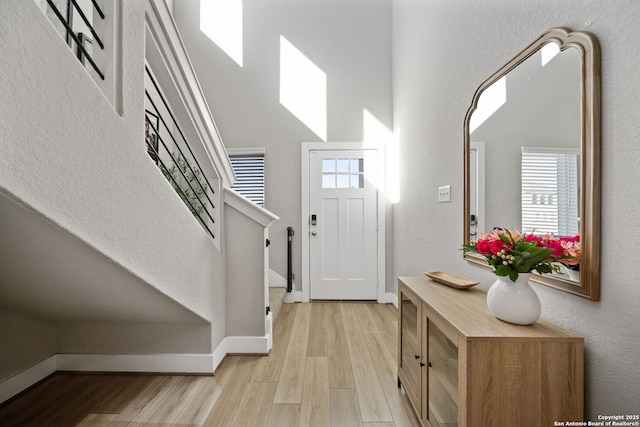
[0,302,421,427]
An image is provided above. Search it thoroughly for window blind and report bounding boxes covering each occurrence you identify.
[521,147,580,236]
[230,154,265,207]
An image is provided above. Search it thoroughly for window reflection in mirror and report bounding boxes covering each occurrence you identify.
[469,42,581,237]
[521,147,580,237]
[463,28,601,300]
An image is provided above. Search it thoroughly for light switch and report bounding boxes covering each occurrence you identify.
[438,185,451,203]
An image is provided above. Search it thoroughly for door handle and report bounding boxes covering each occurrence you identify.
[311,231,317,236]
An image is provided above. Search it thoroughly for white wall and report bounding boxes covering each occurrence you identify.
[224,194,273,337]
[225,203,265,336]
[0,0,226,377]
[0,310,56,381]
[173,0,393,292]
[393,0,640,418]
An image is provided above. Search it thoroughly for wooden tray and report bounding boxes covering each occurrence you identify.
[425,271,479,289]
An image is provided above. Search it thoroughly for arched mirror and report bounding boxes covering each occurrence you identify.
[463,27,601,300]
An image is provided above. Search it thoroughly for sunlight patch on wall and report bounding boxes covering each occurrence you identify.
[469,76,506,133]
[279,36,327,141]
[363,109,399,203]
[541,42,560,66]
[363,109,392,145]
[386,129,401,204]
[200,0,243,67]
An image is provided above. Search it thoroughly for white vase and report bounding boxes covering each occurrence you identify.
[486,273,541,325]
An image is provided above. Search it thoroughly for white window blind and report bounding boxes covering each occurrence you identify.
[229,151,265,207]
[521,147,580,236]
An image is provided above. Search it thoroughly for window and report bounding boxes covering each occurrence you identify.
[229,149,265,206]
[521,147,580,236]
[321,158,364,189]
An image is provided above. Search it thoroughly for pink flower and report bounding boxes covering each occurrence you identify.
[544,239,565,258]
[475,230,514,255]
[559,237,580,266]
[476,238,493,255]
[489,239,509,255]
[507,230,522,243]
[462,229,582,279]
[543,232,556,242]
[525,234,543,245]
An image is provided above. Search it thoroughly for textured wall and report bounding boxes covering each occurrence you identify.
[0,0,226,372]
[393,0,640,417]
[57,322,212,354]
[173,0,393,293]
[224,204,267,337]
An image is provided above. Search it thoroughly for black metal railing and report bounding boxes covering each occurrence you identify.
[144,65,216,239]
[46,0,105,80]
[287,227,294,292]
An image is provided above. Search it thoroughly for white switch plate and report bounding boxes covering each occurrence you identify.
[438,185,451,203]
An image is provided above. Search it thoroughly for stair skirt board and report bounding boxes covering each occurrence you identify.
[0,334,271,405]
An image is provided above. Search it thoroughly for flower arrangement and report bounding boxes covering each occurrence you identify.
[557,234,580,271]
[462,229,580,282]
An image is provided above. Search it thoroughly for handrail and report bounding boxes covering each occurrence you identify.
[69,0,103,49]
[145,0,236,185]
[287,227,294,292]
[45,0,105,80]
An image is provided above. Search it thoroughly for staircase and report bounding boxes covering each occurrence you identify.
[269,287,287,325]
[0,0,278,404]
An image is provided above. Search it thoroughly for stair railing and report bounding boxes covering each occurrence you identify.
[144,64,217,239]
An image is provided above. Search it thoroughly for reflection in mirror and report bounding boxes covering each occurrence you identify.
[463,28,600,300]
[520,147,580,237]
[470,43,580,237]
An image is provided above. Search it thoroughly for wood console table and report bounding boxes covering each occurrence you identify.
[397,276,584,427]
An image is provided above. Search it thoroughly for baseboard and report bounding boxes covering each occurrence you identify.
[283,291,394,305]
[0,354,215,405]
[380,292,398,308]
[0,355,57,404]
[1,336,273,405]
[211,338,228,372]
[283,290,303,303]
[56,353,215,374]
[225,335,270,355]
[266,312,273,352]
[210,333,271,362]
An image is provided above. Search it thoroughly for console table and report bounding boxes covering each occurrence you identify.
[397,276,584,427]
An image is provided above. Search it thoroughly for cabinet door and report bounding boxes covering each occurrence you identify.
[425,318,459,427]
[398,286,422,413]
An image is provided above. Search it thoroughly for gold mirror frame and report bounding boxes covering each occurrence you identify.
[463,27,601,300]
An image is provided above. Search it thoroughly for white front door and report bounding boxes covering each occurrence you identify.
[308,149,378,300]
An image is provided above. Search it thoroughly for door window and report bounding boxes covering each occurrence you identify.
[321,158,364,189]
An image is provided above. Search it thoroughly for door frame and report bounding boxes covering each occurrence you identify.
[470,141,486,237]
[301,142,386,303]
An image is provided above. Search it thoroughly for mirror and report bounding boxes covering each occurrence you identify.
[463,27,601,300]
